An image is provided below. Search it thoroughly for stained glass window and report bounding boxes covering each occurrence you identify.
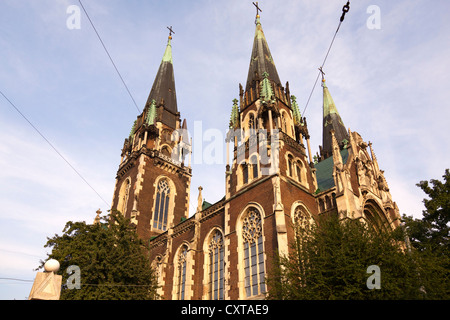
[153,179,170,231]
[209,230,224,300]
[242,208,265,297]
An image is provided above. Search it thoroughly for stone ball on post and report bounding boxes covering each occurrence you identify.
[44,259,60,273]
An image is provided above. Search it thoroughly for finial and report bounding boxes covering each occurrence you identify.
[319,66,325,82]
[253,2,262,22]
[167,26,175,39]
[253,2,262,15]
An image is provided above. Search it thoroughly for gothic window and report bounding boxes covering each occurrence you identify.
[296,160,302,182]
[294,205,314,233]
[242,208,266,297]
[318,198,325,212]
[176,245,188,300]
[282,114,288,133]
[250,155,258,180]
[287,155,294,177]
[325,195,332,210]
[208,230,225,300]
[153,179,170,231]
[243,164,249,184]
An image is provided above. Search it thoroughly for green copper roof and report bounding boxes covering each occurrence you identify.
[321,79,349,159]
[314,148,349,191]
[161,37,173,64]
[202,200,213,211]
[322,80,340,118]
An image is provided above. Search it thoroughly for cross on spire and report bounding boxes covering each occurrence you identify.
[253,2,262,17]
[319,66,326,80]
[167,26,175,38]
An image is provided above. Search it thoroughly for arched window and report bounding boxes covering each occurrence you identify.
[325,195,332,210]
[318,198,325,212]
[243,163,249,184]
[296,160,302,182]
[250,155,258,180]
[294,205,314,233]
[117,178,131,215]
[153,179,171,231]
[176,245,188,300]
[242,208,266,297]
[287,155,294,177]
[282,114,288,133]
[208,230,225,300]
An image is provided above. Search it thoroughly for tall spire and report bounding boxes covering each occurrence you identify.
[145,31,178,128]
[245,9,281,92]
[322,78,348,159]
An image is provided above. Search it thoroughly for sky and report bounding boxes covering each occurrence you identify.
[0,0,449,300]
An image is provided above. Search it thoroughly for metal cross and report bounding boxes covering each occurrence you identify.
[318,66,325,80]
[253,2,262,16]
[167,26,175,37]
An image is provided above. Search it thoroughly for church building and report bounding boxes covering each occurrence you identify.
[110,9,401,300]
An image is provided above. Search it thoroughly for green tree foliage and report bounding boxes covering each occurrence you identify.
[39,210,159,300]
[267,213,449,300]
[405,169,449,253]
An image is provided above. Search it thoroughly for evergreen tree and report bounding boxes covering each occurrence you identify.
[39,210,159,300]
[405,169,449,253]
[266,213,448,300]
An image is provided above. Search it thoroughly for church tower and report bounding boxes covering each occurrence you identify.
[314,74,401,230]
[223,10,320,298]
[111,32,192,241]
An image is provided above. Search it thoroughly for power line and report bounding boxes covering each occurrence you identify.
[301,1,350,117]
[78,0,141,114]
[0,278,33,283]
[0,90,110,207]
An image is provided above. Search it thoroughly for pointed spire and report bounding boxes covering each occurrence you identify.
[145,33,178,128]
[322,78,348,159]
[246,12,281,92]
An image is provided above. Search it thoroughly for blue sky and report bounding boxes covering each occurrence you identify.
[1,0,449,299]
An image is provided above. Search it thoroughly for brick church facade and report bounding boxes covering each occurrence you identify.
[110,12,401,300]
